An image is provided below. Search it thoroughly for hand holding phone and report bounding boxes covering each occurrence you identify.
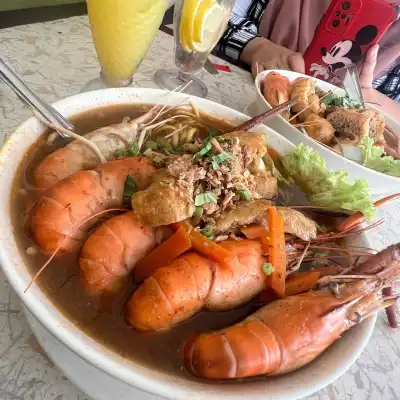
[304,0,398,84]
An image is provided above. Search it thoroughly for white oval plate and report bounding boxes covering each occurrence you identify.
[254,70,400,200]
[0,87,376,400]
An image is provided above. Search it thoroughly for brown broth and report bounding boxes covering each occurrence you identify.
[11,104,258,380]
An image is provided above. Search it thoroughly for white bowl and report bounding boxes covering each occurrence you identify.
[255,70,400,200]
[0,88,375,400]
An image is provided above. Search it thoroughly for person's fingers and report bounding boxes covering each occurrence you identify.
[359,44,379,89]
[288,53,306,74]
[277,56,291,71]
[261,60,280,71]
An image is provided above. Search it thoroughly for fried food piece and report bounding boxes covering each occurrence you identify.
[303,114,335,144]
[132,169,195,227]
[360,109,385,144]
[327,108,385,144]
[290,78,316,113]
[222,131,267,166]
[213,200,318,241]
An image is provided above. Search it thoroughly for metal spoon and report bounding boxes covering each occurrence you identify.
[0,57,74,139]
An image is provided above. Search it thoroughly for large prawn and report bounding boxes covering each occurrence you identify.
[124,239,267,332]
[124,194,399,332]
[262,72,291,120]
[184,244,400,379]
[79,211,170,294]
[33,104,166,190]
[30,157,156,254]
[34,99,295,191]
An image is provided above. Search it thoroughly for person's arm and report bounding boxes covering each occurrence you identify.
[360,45,400,120]
[219,0,305,76]
[218,0,264,64]
[240,37,305,76]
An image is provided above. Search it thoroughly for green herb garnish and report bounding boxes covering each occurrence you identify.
[192,131,221,162]
[123,175,137,207]
[193,141,213,161]
[238,190,252,201]
[201,224,214,239]
[152,156,165,166]
[155,137,182,155]
[195,192,218,206]
[262,263,275,276]
[321,92,361,109]
[192,206,204,225]
[211,152,235,170]
[145,140,158,150]
[115,142,140,158]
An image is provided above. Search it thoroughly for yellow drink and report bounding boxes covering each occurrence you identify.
[87,0,168,86]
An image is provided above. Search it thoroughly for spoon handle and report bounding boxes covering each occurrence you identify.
[0,57,74,139]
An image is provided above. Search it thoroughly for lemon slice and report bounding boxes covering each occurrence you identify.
[179,0,201,52]
[191,0,226,52]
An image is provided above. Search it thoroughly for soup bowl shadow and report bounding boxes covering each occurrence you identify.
[0,88,376,400]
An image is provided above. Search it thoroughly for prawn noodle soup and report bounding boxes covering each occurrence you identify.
[11,102,372,381]
[12,104,241,377]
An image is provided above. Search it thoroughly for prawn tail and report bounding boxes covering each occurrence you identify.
[184,318,281,379]
[78,211,159,294]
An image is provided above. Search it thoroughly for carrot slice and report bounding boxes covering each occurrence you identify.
[266,206,286,297]
[284,271,320,297]
[241,225,268,239]
[173,221,233,266]
[134,226,192,282]
[189,228,233,266]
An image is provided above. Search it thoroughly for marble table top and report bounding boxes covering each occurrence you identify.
[0,15,399,400]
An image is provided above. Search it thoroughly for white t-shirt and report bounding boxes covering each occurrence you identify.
[233,0,253,17]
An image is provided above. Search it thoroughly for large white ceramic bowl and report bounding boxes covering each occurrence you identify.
[255,70,400,200]
[0,88,375,400]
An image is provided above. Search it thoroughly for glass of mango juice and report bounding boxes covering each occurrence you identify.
[154,0,234,98]
[86,0,168,88]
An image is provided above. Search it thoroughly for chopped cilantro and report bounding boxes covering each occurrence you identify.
[321,92,361,109]
[123,176,137,207]
[201,224,214,239]
[115,142,140,158]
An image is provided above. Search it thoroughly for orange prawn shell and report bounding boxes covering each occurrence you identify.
[262,72,291,108]
[125,240,267,332]
[185,291,352,379]
[30,157,157,254]
[79,211,160,294]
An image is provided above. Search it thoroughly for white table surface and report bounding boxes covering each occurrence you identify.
[0,15,399,400]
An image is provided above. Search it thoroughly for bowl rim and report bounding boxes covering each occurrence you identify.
[0,87,376,400]
[254,69,400,183]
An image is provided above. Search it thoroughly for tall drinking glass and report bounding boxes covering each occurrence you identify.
[154,0,234,98]
[85,0,168,89]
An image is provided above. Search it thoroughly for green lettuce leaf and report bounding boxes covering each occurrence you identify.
[360,137,400,177]
[262,153,293,185]
[282,144,375,218]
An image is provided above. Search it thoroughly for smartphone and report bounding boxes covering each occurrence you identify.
[304,0,399,84]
